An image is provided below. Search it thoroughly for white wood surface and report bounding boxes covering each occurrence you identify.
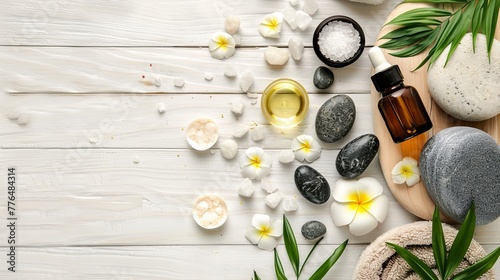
[0,0,498,278]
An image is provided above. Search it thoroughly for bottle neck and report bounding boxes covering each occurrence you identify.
[380,81,404,97]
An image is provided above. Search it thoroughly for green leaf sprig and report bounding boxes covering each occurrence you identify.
[386,204,500,280]
[380,0,500,70]
[253,215,348,280]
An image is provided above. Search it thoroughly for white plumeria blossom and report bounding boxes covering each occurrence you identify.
[330,177,389,236]
[209,32,236,60]
[258,12,283,38]
[245,214,283,251]
[291,134,321,163]
[240,147,272,180]
[391,157,420,187]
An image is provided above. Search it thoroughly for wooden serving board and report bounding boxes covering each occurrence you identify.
[372,3,500,222]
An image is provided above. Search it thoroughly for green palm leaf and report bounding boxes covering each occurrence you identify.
[309,239,349,280]
[274,249,288,280]
[282,215,300,277]
[386,242,438,280]
[451,247,500,280]
[484,0,500,61]
[299,237,324,277]
[253,270,261,280]
[432,207,447,278]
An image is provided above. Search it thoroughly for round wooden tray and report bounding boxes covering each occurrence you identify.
[372,3,500,222]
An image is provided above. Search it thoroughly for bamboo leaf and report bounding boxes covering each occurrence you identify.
[309,239,348,280]
[451,247,500,280]
[274,249,288,280]
[390,26,440,58]
[386,8,452,26]
[386,242,438,280]
[282,215,300,277]
[403,0,470,3]
[484,0,500,61]
[471,0,485,51]
[253,270,261,280]
[381,26,434,40]
[444,2,475,66]
[432,207,447,278]
[299,237,324,277]
[379,29,433,50]
[387,18,443,27]
[444,203,476,279]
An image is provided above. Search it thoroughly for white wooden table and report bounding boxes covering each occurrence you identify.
[0,0,498,279]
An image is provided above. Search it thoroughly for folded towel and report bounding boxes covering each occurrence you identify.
[353,221,495,279]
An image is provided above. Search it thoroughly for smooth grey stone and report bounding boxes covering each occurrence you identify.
[313,66,334,89]
[315,95,356,143]
[294,165,331,204]
[420,126,500,225]
[336,134,379,178]
[301,220,327,240]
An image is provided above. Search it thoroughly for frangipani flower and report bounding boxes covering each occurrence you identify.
[240,147,272,180]
[245,214,283,251]
[258,12,283,38]
[209,32,236,60]
[391,157,420,187]
[291,135,321,163]
[330,177,389,236]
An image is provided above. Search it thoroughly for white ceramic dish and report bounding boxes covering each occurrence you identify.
[192,194,228,229]
[185,117,219,151]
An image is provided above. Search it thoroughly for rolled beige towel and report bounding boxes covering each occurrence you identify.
[353,221,495,279]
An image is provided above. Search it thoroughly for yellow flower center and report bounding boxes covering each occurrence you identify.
[259,225,271,236]
[347,191,374,213]
[267,18,279,31]
[250,156,261,168]
[216,35,229,50]
[401,164,413,177]
[301,141,311,152]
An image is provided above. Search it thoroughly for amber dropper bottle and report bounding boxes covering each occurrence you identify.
[368,47,433,143]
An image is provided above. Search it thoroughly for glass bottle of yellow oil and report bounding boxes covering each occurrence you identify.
[261,78,309,127]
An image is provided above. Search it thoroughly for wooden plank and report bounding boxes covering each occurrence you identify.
[0,47,372,94]
[0,93,374,149]
[0,148,430,246]
[0,0,399,47]
[0,245,497,278]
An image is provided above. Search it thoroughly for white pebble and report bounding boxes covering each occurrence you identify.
[290,0,300,5]
[220,139,238,160]
[265,192,283,209]
[261,179,279,193]
[247,92,258,99]
[225,15,241,35]
[231,98,245,117]
[283,196,298,212]
[224,65,238,77]
[250,126,265,142]
[279,150,295,163]
[303,0,318,15]
[251,99,258,105]
[238,178,255,197]
[283,7,298,30]
[264,46,290,66]
[204,73,214,81]
[296,11,313,30]
[16,115,30,125]
[233,123,249,138]
[239,71,254,92]
[133,156,140,164]
[157,103,166,114]
[6,112,20,121]
[174,78,185,88]
[288,38,304,60]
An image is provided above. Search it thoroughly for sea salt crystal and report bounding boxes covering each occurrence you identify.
[247,92,258,99]
[233,123,249,138]
[264,46,290,66]
[283,7,298,30]
[295,11,312,30]
[204,73,214,81]
[231,98,245,116]
[265,192,282,209]
[238,178,255,197]
[288,38,304,60]
[318,21,361,62]
[224,65,238,77]
[303,0,318,15]
[157,102,166,114]
[261,179,279,193]
[250,126,265,142]
[290,0,300,5]
[239,71,254,92]
[174,78,185,88]
[283,196,298,212]
[279,150,295,163]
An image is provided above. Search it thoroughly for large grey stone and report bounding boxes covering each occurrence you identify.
[315,95,356,143]
[301,220,327,240]
[294,165,330,204]
[336,134,379,178]
[420,126,500,225]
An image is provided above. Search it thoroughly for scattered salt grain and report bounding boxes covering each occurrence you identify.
[283,7,298,30]
[6,112,20,121]
[157,103,166,114]
[16,114,30,126]
[239,71,254,92]
[303,0,318,15]
[238,178,255,197]
[278,150,295,163]
[261,179,279,193]
[174,78,185,88]
[283,196,298,212]
[225,15,240,35]
[204,73,214,81]
[288,38,304,60]
[250,126,266,142]
[220,139,238,159]
[264,46,290,66]
[233,123,250,138]
[154,78,161,87]
[247,92,258,99]
[265,192,282,209]
[133,156,140,164]
[231,98,245,116]
[295,11,313,30]
[318,21,361,62]
[224,65,238,77]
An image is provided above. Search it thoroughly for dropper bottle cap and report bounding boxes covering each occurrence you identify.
[368,47,404,93]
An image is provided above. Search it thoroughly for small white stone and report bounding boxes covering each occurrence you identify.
[288,38,304,60]
[224,65,238,77]
[6,112,20,121]
[290,0,300,5]
[303,0,318,15]
[231,98,245,117]
[154,78,161,87]
[220,139,238,160]
[238,178,255,197]
[89,138,98,144]
[295,11,312,30]
[239,71,254,92]
[157,103,166,114]
[247,92,258,99]
[174,78,185,88]
[16,114,30,125]
[133,156,140,164]
[264,46,290,66]
[279,150,295,163]
[261,179,279,193]
[283,196,298,212]
[204,73,214,81]
[225,15,241,35]
[251,99,258,105]
[265,192,282,209]
[283,7,297,29]
[233,123,249,138]
[250,126,265,142]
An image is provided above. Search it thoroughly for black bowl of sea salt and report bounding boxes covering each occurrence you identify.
[313,15,365,68]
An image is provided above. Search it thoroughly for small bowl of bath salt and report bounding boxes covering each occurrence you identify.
[313,16,365,67]
[186,117,219,151]
[192,194,228,229]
